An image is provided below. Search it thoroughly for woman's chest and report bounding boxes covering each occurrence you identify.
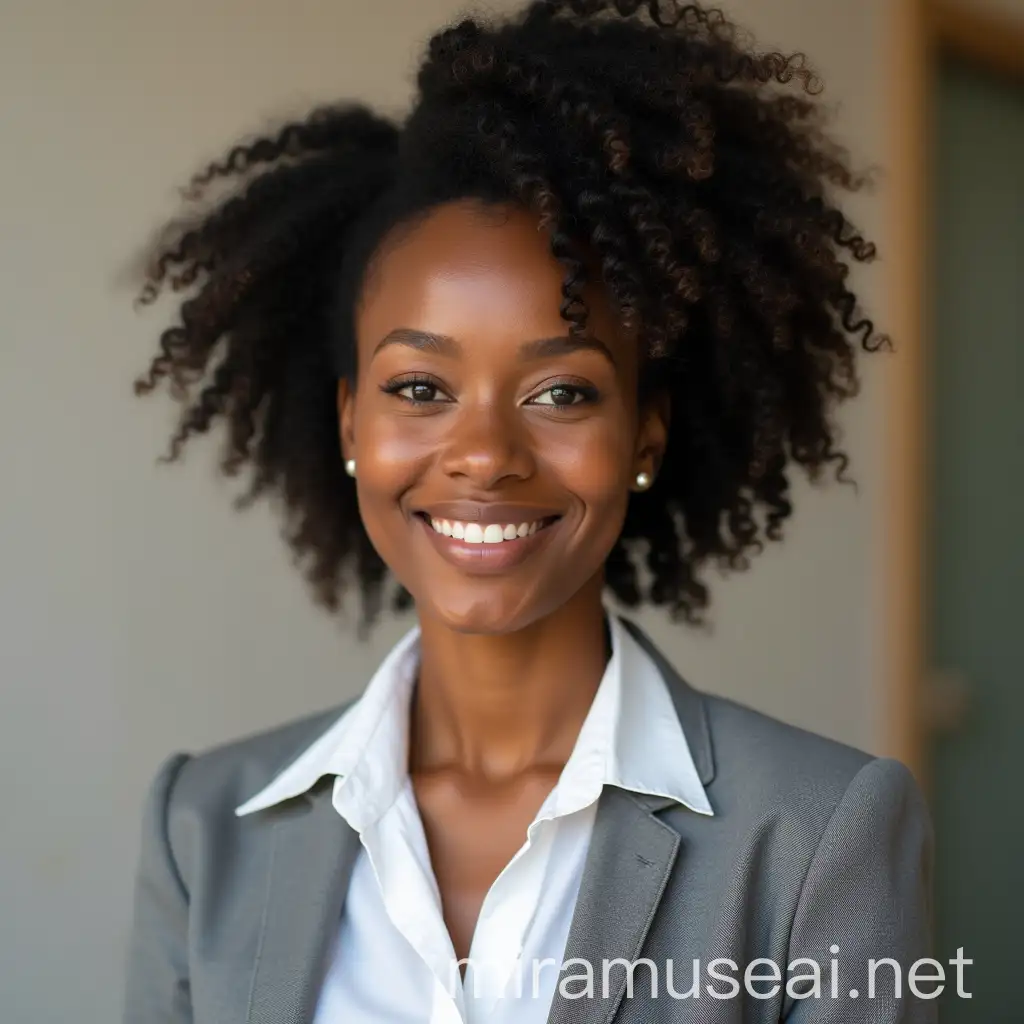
[411,769,562,961]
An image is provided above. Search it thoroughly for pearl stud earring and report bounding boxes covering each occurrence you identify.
[344,458,356,478]
[634,470,653,491]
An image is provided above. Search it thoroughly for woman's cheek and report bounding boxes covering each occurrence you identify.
[357,415,437,486]
[539,420,633,499]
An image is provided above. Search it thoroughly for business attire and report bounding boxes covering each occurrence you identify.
[122,614,936,1023]
[235,612,713,1024]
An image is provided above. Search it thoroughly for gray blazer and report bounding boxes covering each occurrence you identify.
[122,618,936,1023]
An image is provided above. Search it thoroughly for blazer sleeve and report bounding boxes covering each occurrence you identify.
[783,756,938,1023]
[122,752,194,1024]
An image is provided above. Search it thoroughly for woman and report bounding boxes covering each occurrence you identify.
[122,2,935,1022]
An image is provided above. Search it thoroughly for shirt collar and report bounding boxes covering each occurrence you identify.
[547,612,713,819]
[234,620,420,826]
[235,610,713,825]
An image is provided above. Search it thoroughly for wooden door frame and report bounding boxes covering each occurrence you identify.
[883,0,1024,789]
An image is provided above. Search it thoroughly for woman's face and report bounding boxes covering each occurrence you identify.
[340,199,666,634]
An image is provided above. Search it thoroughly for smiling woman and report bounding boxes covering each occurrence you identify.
[341,201,659,631]
[122,2,936,1023]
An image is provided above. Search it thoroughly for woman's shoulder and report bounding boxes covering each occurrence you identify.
[702,689,875,782]
[152,701,353,824]
[623,616,912,817]
[692,688,927,847]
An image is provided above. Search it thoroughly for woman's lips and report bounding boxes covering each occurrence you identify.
[414,511,562,574]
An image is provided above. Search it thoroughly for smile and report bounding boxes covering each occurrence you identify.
[413,511,563,574]
[423,515,558,544]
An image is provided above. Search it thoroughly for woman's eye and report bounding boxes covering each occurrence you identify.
[530,385,588,407]
[396,382,441,403]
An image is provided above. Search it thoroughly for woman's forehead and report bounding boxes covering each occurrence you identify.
[356,199,621,348]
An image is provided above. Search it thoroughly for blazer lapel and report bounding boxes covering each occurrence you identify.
[546,616,717,1024]
[546,786,681,1024]
[246,778,361,1024]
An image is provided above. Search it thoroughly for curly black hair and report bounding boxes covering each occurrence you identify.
[131,0,885,633]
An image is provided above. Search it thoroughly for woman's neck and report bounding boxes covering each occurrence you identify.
[408,577,610,781]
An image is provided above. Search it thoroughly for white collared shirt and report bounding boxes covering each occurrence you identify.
[236,612,713,1023]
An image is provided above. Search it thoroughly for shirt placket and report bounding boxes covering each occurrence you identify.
[461,808,561,1020]
[360,788,469,1024]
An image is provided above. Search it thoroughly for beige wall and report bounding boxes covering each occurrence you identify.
[0,1,893,1019]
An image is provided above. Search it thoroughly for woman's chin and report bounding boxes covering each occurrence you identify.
[417,587,554,637]
[429,606,533,637]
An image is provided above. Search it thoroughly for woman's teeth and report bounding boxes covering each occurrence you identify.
[428,518,547,543]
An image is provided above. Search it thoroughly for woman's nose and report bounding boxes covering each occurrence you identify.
[438,402,534,488]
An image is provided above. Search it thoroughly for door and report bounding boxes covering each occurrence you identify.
[926,53,1024,1022]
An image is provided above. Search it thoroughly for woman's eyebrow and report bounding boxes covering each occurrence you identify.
[371,327,616,366]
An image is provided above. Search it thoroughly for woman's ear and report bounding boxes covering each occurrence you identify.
[636,388,670,476]
[337,377,356,463]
